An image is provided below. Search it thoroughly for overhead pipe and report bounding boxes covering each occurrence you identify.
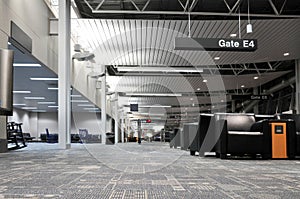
[243,76,295,112]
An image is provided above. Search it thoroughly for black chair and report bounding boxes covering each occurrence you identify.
[214,114,270,159]
[45,128,58,143]
[7,122,27,150]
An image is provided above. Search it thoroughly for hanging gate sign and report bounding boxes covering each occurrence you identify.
[174,38,257,52]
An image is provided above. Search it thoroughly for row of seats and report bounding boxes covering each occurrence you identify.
[170,113,300,159]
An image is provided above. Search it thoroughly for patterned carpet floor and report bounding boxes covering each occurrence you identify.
[1,142,300,198]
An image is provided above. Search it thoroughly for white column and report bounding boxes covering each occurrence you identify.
[114,93,119,144]
[121,111,124,143]
[296,60,300,114]
[101,72,106,144]
[58,0,71,149]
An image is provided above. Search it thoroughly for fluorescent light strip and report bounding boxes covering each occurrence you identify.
[48,87,58,90]
[139,105,171,108]
[32,110,47,112]
[118,67,203,73]
[125,93,182,97]
[30,77,58,81]
[13,90,31,94]
[13,104,26,106]
[71,100,89,103]
[48,106,58,108]
[89,110,101,113]
[71,95,82,98]
[22,107,37,110]
[84,108,99,110]
[38,102,56,105]
[14,63,41,67]
[77,104,95,107]
[24,97,45,100]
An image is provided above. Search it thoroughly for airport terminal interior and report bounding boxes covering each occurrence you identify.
[1,0,300,198]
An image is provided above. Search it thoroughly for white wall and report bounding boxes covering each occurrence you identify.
[0,0,58,73]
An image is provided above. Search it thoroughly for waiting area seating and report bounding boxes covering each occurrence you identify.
[169,113,300,160]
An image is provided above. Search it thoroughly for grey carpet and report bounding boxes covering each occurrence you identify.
[1,142,300,198]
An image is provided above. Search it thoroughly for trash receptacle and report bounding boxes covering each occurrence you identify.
[106,132,115,144]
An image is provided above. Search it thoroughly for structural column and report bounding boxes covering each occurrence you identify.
[296,60,300,114]
[114,93,119,144]
[101,71,107,144]
[253,88,259,114]
[58,0,71,149]
[231,100,236,113]
[121,111,124,143]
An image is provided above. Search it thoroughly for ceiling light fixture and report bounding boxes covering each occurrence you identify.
[214,57,220,60]
[203,79,208,83]
[246,0,253,34]
[13,63,41,67]
[84,108,99,110]
[13,90,31,94]
[125,93,182,97]
[38,102,56,105]
[13,104,26,106]
[253,76,259,80]
[71,100,89,103]
[24,97,45,100]
[71,94,82,98]
[48,106,59,108]
[32,110,47,112]
[230,33,237,38]
[117,66,203,73]
[77,104,95,107]
[48,87,59,90]
[30,77,58,81]
[283,52,290,56]
[196,88,201,91]
[139,105,172,108]
[21,107,37,110]
[241,85,245,88]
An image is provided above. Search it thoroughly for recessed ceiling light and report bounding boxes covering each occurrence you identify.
[21,107,37,110]
[214,57,220,60]
[13,103,26,106]
[84,108,99,110]
[125,93,182,97]
[254,76,259,80]
[71,100,89,103]
[196,88,201,91]
[241,85,245,88]
[48,87,58,90]
[221,100,224,102]
[71,95,82,98]
[38,102,56,104]
[48,106,59,108]
[13,63,41,67]
[7,42,11,45]
[24,97,45,100]
[283,52,290,56]
[77,104,95,107]
[190,98,193,100]
[13,90,31,94]
[30,77,58,81]
[32,110,47,112]
[230,33,237,38]
[203,79,208,83]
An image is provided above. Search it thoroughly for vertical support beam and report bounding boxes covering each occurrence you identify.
[253,88,259,114]
[121,111,124,143]
[58,0,71,149]
[114,93,119,144]
[231,100,236,113]
[137,119,141,144]
[295,60,300,114]
[101,71,107,144]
